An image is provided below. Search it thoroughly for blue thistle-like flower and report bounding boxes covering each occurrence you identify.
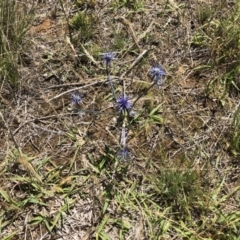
[118,147,129,160]
[102,52,115,66]
[116,96,132,111]
[71,91,82,106]
[150,64,166,86]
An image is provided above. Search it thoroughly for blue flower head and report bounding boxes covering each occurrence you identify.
[71,91,82,105]
[102,52,115,66]
[117,96,132,111]
[150,64,166,82]
[118,147,129,160]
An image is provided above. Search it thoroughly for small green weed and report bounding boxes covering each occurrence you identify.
[70,11,96,43]
[148,168,201,215]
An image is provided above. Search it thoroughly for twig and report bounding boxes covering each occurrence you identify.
[117,17,141,50]
[79,43,98,65]
[46,76,120,89]
[120,49,148,79]
[48,78,120,102]
[58,0,73,42]
[124,21,154,55]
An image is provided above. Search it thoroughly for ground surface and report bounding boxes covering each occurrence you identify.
[0,0,240,239]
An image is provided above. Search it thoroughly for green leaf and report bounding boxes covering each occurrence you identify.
[30,216,44,225]
[1,231,18,240]
[121,219,132,230]
[97,215,109,236]
[99,231,111,240]
[150,115,163,124]
[149,103,162,116]
[102,198,109,214]
[0,188,10,202]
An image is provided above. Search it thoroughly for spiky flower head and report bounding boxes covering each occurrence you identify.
[71,91,82,105]
[118,147,129,160]
[102,52,115,66]
[116,95,132,111]
[150,64,166,85]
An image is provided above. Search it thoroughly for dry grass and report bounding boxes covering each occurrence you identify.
[0,0,240,239]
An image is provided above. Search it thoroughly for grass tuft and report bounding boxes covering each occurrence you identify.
[0,0,33,87]
[70,11,96,43]
[192,0,240,98]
